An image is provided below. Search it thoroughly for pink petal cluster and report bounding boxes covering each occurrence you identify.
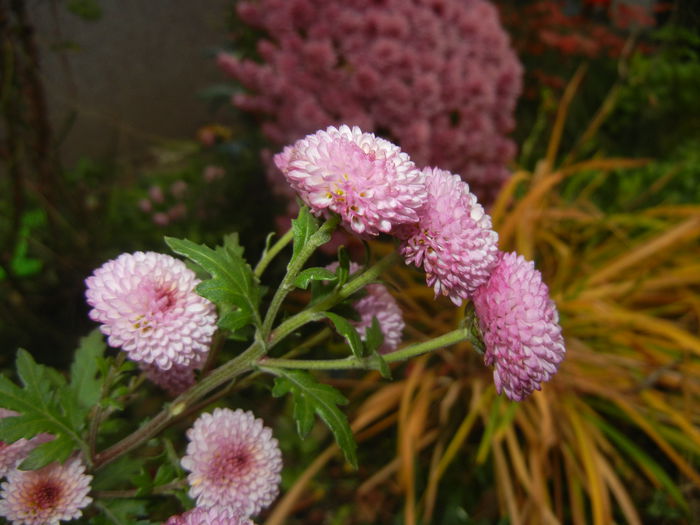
[0,458,92,525]
[165,506,254,525]
[0,410,53,479]
[327,263,404,352]
[472,252,566,401]
[140,358,205,397]
[219,0,522,203]
[85,252,217,373]
[181,408,282,517]
[274,125,426,236]
[397,167,499,306]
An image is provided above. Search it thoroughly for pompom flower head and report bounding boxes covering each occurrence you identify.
[181,408,282,516]
[220,0,522,203]
[274,125,427,236]
[472,252,566,401]
[0,458,92,525]
[398,167,499,306]
[85,252,217,371]
[165,506,254,525]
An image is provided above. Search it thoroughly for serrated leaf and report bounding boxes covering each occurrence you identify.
[0,350,87,467]
[294,267,337,290]
[19,437,74,470]
[267,368,357,468]
[70,329,105,408]
[165,235,261,331]
[290,206,319,269]
[324,313,363,358]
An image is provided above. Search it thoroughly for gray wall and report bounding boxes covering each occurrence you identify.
[28,0,231,165]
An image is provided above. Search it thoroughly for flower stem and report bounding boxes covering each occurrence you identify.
[93,342,264,470]
[254,228,294,279]
[261,215,339,338]
[260,327,471,370]
[268,251,400,348]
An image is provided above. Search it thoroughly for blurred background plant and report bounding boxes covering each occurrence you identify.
[1,0,699,523]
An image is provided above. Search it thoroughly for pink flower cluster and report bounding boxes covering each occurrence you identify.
[177,408,282,520]
[85,252,218,394]
[473,252,566,400]
[276,126,565,400]
[0,412,92,525]
[0,458,92,525]
[218,0,522,204]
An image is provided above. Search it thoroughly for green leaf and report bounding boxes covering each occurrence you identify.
[336,246,350,288]
[267,368,357,468]
[165,234,261,332]
[323,312,363,358]
[69,329,105,408]
[294,267,337,290]
[0,350,87,469]
[365,319,391,379]
[19,437,74,470]
[290,206,319,269]
[364,317,384,355]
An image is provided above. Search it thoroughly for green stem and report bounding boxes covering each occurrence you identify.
[261,215,339,338]
[260,327,471,370]
[254,228,294,279]
[268,251,400,348]
[93,342,264,470]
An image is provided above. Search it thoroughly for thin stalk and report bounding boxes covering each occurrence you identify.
[269,252,400,348]
[261,215,339,338]
[254,228,294,278]
[93,342,264,470]
[260,327,472,371]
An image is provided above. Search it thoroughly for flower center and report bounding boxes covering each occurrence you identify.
[209,446,253,482]
[28,480,61,510]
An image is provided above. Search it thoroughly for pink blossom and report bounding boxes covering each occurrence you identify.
[181,408,282,516]
[0,458,92,525]
[274,125,427,236]
[398,167,499,306]
[219,0,522,203]
[472,252,566,401]
[165,506,254,525]
[85,252,217,371]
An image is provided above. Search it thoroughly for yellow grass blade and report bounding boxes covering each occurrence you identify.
[568,405,609,525]
[545,63,588,170]
[587,216,700,286]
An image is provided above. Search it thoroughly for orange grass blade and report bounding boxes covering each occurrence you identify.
[434,383,494,480]
[594,451,642,525]
[494,439,522,525]
[545,63,588,170]
[587,216,700,286]
[568,405,609,525]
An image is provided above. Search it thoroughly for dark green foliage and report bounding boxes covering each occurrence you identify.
[268,368,358,468]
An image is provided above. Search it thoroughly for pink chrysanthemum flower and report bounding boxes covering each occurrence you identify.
[181,408,282,516]
[85,252,217,371]
[274,125,427,236]
[0,458,92,525]
[327,262,404,352]
[397,167,499,306]
[472,251,566,401]
[165,506,254,525]
[140,358,202,396]
[0,409,54,479]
